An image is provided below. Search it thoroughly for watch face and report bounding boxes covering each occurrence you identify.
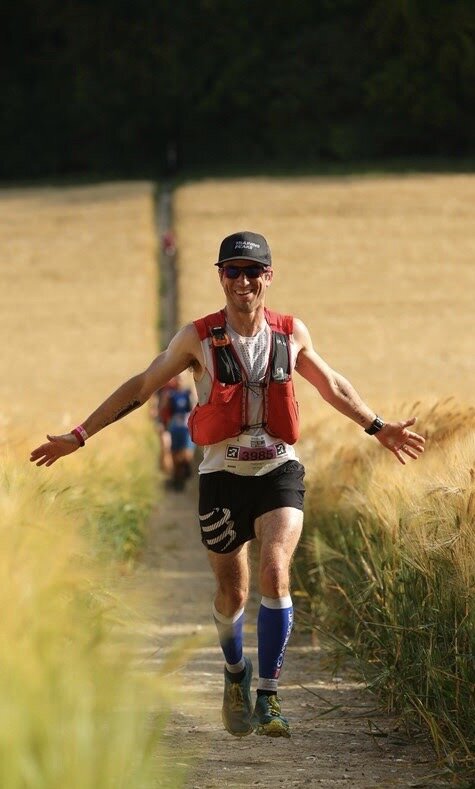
[365,417,384,434]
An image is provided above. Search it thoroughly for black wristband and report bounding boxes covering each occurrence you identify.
[364,416,385,435]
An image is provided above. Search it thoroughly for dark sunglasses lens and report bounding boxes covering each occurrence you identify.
[223,265,264,279]
[246,267,264,278]
[223,267,240,279]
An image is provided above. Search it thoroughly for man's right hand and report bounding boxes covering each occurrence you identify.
[30,433,81,467]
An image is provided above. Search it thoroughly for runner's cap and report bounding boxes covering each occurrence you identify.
[215,231,272,267]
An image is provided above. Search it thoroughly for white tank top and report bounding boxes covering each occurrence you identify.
[195,321,298,476]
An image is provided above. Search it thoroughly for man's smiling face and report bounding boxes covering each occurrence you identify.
[219,261,273,313]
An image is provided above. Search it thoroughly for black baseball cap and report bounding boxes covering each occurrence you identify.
[215,231,272,267]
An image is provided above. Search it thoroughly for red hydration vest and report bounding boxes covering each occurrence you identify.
[188,308,299,446]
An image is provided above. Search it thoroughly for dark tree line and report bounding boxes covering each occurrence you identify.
[2,0,474,179]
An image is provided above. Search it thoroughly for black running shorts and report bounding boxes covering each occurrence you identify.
[198,460,305,554]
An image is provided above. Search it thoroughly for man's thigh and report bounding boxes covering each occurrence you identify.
[255,507,303,563]
[207,542,250,609]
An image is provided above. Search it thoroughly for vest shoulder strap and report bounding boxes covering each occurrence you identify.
[264,308,294,335]
[193,310,226,340]
[194,310,242,383]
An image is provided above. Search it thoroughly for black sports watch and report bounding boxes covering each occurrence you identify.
[364,416,385,435]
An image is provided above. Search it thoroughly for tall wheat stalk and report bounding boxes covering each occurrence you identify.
[298,400,475,778]
[0,428,185,789]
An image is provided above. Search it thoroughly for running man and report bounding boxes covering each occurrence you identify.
[150,376,178,475]
[165,372,195,490]
[30,230,426,738]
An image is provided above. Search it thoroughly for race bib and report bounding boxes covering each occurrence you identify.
[223,435,289,475]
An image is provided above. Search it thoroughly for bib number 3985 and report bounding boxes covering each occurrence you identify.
[225,443,286,462]
[242,448,273,461]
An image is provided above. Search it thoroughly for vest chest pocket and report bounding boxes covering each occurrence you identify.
[188,383,243,445]
[266,379,299,445]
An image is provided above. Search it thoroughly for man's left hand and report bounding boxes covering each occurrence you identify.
[376,417,425,465]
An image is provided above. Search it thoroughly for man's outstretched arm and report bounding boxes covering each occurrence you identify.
[30,324,200,467]
[293,319,425,465]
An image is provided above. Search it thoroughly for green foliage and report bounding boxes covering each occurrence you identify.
[87,445,157,562]
[2,0,474,177]
[59,425,159,563]
[365,0,475,154]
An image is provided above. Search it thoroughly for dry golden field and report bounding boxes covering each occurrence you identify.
[0,182,179,788]
[2,174,473,437]
[1,176,472,780]
[175,174,475,428]
[0,182,157,437]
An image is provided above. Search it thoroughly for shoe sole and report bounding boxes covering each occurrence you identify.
[254,720,291,738]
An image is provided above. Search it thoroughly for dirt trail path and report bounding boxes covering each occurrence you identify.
[141,184,447,787]
[133,474,447,789]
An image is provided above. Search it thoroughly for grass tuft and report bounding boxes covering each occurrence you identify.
[0,426,184,789]
[298,400,475,778]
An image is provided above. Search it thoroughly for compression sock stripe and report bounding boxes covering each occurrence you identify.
[213,604,245,669]
[212,604,244,625]
[261,595,292,610]
[257,596,293,693]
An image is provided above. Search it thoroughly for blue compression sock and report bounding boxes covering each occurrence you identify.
[213,603,245,673]
[257,595,293,692]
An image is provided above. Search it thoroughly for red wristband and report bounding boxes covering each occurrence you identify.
[71,425,88,447]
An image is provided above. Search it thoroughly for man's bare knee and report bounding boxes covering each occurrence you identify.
[215,586,248,617]
[259,561,290,598]
[208,543,250,617]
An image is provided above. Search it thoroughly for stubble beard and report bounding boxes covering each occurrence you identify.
[235,301,254,314]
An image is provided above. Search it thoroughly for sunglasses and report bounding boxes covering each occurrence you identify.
[222,264,266,279]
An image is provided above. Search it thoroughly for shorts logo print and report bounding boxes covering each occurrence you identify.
[199,507,237,551]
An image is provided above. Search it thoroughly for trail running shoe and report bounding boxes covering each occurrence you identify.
[251,694,291,738]
[221,657,253,737]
